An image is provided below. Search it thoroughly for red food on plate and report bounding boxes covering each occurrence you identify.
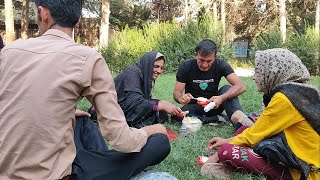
[196,156,209,166]
[166,129,178,141]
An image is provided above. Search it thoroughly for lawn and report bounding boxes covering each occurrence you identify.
[77,74,320,180]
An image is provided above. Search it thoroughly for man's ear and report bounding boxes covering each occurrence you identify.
[37,6,50,23]
[37,7,42,21]
[75,18,81,28]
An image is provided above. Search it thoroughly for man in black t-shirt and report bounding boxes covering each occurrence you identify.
[173,39,247,126]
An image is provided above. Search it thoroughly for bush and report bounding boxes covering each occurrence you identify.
[253,26,320,75]
[285,28,320,75]
[252,26,283,50]
[101,15,234,74]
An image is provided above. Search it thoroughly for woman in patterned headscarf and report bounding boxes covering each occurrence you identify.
[201,48,320,180]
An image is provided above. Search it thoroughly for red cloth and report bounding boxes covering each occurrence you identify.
[166,129,178,141]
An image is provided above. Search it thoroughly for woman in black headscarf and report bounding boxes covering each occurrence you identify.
[114,51,182,128]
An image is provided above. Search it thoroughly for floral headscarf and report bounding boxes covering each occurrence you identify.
[254,48,310,94]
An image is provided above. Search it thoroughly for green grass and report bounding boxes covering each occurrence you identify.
[151,75,264,180]
[77,74,320,180]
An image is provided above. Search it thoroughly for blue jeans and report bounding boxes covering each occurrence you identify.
[71,116,170,180]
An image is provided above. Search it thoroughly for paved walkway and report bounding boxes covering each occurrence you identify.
[234,68,255,77]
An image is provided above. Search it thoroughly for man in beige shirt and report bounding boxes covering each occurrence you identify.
[0,0,169,179]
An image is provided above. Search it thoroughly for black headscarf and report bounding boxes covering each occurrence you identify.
[128,51,165,99]
[114,51,165,127]
[263,83,320,135]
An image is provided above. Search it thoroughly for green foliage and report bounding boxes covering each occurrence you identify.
[101,15,234,74]
[228,59,255,69]
[285,28,320,75]
[110,0,151,30]
[150,0,183,22]
[253,26,320,76]
[252,26,283,50]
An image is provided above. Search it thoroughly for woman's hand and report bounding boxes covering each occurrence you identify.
[208,137,232,150]
[75,109,91,117]
[158,100,182,116]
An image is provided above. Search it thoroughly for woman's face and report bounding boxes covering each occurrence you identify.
[153,59,165,80]
[252,72,263,92]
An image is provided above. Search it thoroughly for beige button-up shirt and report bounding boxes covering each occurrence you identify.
[0,29,147,179]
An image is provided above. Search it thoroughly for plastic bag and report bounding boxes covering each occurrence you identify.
[179,116,202,136]
[131,171,178,180]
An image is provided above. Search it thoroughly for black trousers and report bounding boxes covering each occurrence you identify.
[71,116,171,180]
[181,85,243,121]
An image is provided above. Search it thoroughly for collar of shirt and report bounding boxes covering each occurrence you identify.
[42,29,74,42]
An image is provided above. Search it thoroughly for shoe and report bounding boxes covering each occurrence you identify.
[157,111,169,123]
[217,115,227,124]
[87,106,97,120]
[201,162,231,179]
[202,115,228,125]
[87,106,99,127]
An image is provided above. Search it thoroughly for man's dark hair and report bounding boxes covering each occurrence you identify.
[34,0,82,28]
[195,39,218,57]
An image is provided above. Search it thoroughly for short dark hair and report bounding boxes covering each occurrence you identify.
[34,0,82,28]
[195,39,218,57]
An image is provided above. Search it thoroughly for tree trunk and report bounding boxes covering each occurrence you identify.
[315,0,320,75]
[213,0,218,29]
[21,0,30,40]
[316,0,320,34]
[100,0,110,48]
[4,0,15,43]
[221,0,226,45]
[189,0,197,20]
[184,0,188,24]
[280,0,286,44]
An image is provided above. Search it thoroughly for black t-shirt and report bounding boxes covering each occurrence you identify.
[176,58,234,99]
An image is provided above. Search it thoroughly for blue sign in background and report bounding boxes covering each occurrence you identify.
[233,41,248,58]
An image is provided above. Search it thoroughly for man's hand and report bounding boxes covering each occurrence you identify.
[142,124,167,137]
[173,81,192,104]
[207,137,231,150]
[178,93,194,105]
[208,96,223,109]
[158,100,182,116]
[75,109,91,117]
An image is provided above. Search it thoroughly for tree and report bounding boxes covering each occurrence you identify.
[21,0,29,40]
[4,0,15,43]
[110,0,151,30]
[221,0,226,44]
[213,0,218,29]
[315,0,320,75]
[316,0,320,34]
[280,0,286,43]
[100,0,111,48]
[184,0,188,24]
[286,0,315,34]
[151,0,183,22]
